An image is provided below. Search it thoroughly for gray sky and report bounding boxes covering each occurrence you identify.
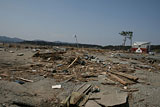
[0,0,160,45]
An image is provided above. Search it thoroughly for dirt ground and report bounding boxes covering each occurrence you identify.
[0,44,160,107]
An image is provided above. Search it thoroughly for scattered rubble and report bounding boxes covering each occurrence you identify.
[0,45,160,106]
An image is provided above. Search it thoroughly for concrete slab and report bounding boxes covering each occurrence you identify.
[91,91,128,107]
[85,100,101,107]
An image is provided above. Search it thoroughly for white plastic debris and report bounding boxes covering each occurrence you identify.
[47,57,51,61]
[17,53,24,56]
[32,70,37,72]
[32,49,36,52]
[108,66,111,70]
[9,51,14,53]
[123,86,127,90]
[52,85,61,89]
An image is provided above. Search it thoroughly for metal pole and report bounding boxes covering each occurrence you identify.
[74,35,79,48]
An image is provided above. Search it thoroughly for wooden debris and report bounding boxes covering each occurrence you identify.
[108,73,127,85]
[109,71,138,81]
[77,84,92,94]
[16,77,34,82]
[78,95,89,106]
[60,95,71,107]
[61,83,93,107]
[74,83,87,92]
[70,92,84,105]
[63,77,74,83]
[67,57,79,69]
[121,88,139,92]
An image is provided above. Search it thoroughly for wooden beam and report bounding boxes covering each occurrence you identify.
[109,71,138,81]
[108,73,127,85]
[16,77,33,82]
[67,57,79,69]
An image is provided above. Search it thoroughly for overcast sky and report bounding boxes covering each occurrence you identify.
[0,0,160,45]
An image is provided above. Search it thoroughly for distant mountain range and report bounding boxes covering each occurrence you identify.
[0,36,24,43]
[0,36,71,44]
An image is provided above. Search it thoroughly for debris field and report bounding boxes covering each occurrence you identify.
[0,44,160,107]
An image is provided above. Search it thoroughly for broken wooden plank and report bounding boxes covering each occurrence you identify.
[67,57,79,69]
[16,77,34,82]
[77,84,92,95]
[81,72,98,78]
[108,73,127,85]
[74,83,86,92]
[71,84,92,105]
[109,71,138,81]
[63,77,74,83]
[60,95,71,107]
[88,96,101,100]
[78,95,89,106]
[121,88,139,92]
[70,92,84,105]
[61,83,93,107]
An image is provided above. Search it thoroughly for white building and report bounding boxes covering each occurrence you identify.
[131,42,151,53]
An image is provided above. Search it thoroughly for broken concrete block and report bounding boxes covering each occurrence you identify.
[93,91,128,107]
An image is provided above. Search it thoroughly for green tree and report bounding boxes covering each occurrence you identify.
[119,31,133,46]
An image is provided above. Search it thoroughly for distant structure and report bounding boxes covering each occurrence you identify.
[74,35,79,48]
[119,31,133,46]
[131,42,151,53]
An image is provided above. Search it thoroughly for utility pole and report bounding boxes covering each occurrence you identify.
[74,35,79,48]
